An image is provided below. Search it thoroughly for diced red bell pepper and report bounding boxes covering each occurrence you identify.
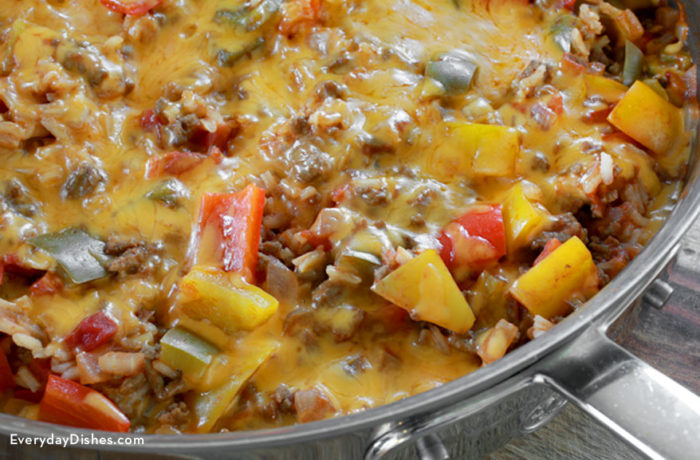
[533,238,563,266]
[30,272,63,296]
[100,0,162,16]
[64,312,118,352]
[195,184,266,283]
[0,348,15,392]
[39,375,130,432]
[438,204,507,271]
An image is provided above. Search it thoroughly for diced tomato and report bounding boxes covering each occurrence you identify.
[299,229,332,251]
[64,312,118,352]
[665,71,687,105]
[14,389,43,403]
[100,0,162,16]
[560,53,588,75]
[203,123,235,153]
[182,122,237,154]
[1,254,43,280]
[438,204,507,272]
[30,272,63,296]
[0,254,45,287]
[330,183,352,204]
[533,238,563,266]
[294,387,336,423]
[638,31,655,53]
[531,103,556,130]
[546,92,564,115]
[0,348,14,392]
[140,109,165,131]
[279,0,323,37]
[28,358,51,386]
[195,184,266,283]
[145,151,207,179]
[39,375,130,432]
[583,106,614,124]
[561,0,577,10]
[510,101,530,115]
[374,304,409,333]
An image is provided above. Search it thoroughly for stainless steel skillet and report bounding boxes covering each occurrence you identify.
[1,1,699,458]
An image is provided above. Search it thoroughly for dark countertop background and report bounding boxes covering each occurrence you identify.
[489,218,700,459]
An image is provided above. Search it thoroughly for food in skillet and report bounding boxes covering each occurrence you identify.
[0,0,696,433]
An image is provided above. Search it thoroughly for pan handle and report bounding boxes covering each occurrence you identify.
[365,325,700,460]
[537,327,700,460]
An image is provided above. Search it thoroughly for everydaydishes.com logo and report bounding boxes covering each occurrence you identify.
[9,433,145,448]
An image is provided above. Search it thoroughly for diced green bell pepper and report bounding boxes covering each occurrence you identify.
[159,327,219,380]
[145,179,189,208]
[214,0,283,32]
[622,40,644,86]
[425,51,478,95]
[29,228,111,284]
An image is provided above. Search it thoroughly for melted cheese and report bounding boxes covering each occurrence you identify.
[0,0,695,432]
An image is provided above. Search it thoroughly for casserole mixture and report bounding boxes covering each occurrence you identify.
[0,0,696,433]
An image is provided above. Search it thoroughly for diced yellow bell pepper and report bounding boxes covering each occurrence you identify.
[583,74,627,103]
[371,250,475,333]
[31,291,100,339]
[178,266,279,334]
[607,81,682,156]
[501,182,551,253]
[190,337,278,432]
[3,398,33,416]
[18,404,40,421]
[509,236,598,319]
[12,23,58,71]
[159,327,219,383]
[432,122,519,179]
